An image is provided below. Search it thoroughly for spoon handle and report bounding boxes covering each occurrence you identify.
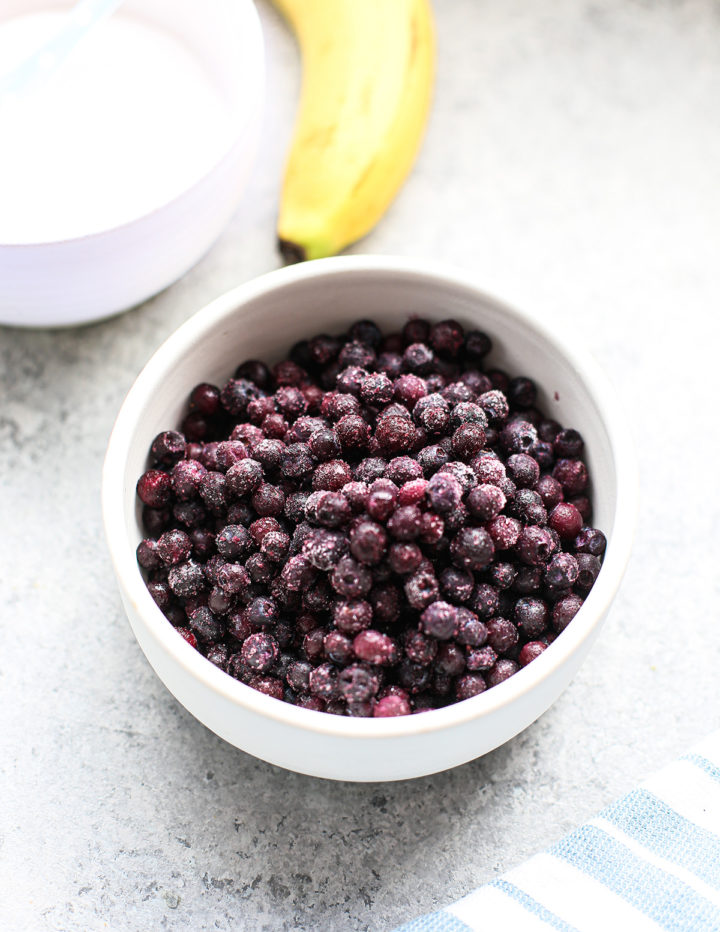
[0,0,125,102]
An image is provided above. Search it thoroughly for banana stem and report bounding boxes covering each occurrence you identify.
[278,239,307,264]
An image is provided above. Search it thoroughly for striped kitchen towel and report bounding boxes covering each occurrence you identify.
[394,731,720,932]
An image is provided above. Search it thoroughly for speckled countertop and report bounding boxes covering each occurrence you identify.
[2,1,720,929]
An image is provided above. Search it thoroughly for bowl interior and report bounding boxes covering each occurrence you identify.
[121,0,261,126]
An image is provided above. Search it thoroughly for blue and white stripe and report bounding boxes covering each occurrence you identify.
[394,733,720,932]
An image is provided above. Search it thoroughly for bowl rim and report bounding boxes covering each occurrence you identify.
[0,0,264,249]
[102,255,637,740]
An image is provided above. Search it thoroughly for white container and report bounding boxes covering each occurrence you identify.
[102,256,636,782]
[0,0,264,327]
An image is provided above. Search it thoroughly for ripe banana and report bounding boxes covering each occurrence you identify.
[273,0,435,262]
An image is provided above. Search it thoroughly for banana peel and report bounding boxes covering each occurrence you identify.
[272,0,435,262]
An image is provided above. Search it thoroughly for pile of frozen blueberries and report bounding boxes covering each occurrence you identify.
[135,317,606,717]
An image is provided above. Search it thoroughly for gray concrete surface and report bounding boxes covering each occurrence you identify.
[2,1,720,929]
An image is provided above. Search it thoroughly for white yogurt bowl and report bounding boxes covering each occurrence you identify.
[0,0,264,327]
[102,256,636,781]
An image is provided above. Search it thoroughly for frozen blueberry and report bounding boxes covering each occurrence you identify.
[350,521,388,565]
[387,505,423,541]
[303,528,349,571]
[426,471,463,514]
[312,460,353,492]
[436,642,466,676]
[486,659,519,687]
[189,382,221,416]
[374,695,411,716]
[281,443,314,479]
[404,567,440,610]
[574,527,607,557]
[216,525,252,561]
[516,526,556,566]
[451,527,495,571]
[157,529,192,566]
[575,553,602,592]
[519,641,547,666]
[403,628,439,666]
[220,378,262,416]
[323,631,353,665]
[514,597,548,640]
[188,606,224,644]
[439,566,474,604]
[242,633,279,673]
[336,414,371,450]
[455,674,487,700]
[553,458,589,495]
[375,415,418,455]
[309,663,339,698]
[419,601,458,640]
[331,557,372,599]
[456,609,488,647]
[137,470,172,508]
[466,645,497,672]
[552,594,584,632]
[544,552,579,589]
[246,596,279,630]
[388,542,423,575]
[338,664,380,703]
[353,630,398,666]
[403,342,434,374]
[150,430,186,466]
[167,561,206,598]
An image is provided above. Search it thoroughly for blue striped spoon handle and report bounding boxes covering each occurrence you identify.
[0,0,125,103]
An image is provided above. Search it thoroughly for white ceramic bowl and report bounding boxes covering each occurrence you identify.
[102,256,636,782]
[0,0,263,328]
